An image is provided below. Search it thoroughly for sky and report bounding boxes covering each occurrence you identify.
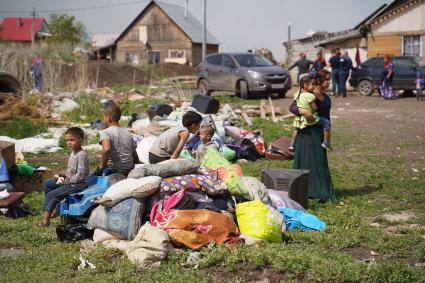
[0,0,388,61]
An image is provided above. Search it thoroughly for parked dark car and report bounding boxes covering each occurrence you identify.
[196,52,292,99]
[349,56,425,96]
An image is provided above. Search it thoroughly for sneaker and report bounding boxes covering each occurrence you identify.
[288,144,295,152]
[321,142,333,150]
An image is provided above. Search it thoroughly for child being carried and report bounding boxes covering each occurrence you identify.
[289,74,320,151]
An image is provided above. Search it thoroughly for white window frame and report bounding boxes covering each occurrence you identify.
[402,35,422,56]
[168,49,186,59]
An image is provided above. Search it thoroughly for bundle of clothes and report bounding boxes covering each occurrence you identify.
[83,151,326,269]
[131,102,267,164]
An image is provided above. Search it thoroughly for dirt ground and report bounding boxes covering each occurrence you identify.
[87,61,196,87]
[273,90,425,170]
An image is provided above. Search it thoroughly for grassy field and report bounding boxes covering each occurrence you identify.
[1,96,424,282]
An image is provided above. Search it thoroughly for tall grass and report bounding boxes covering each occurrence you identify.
[0,43,88,92]
[62,92,102,123]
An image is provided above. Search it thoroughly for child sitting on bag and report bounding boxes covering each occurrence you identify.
[149,111,202,164]
[195,125,217,166]
[38,127,89,227]
[99,103,139,179]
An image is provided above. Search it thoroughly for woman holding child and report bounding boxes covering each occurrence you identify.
[289,70,336,202]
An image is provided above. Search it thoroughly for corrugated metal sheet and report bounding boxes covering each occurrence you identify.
[0,17,47,42]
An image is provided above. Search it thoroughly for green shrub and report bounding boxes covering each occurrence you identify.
[62,92,102,123]
[0,116,48,139]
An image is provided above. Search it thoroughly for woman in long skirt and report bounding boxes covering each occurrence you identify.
[289,70,336,202]
[380,54,397,100]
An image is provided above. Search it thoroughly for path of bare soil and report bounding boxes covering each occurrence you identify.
[273,91,425,172]
[87,61,196,87]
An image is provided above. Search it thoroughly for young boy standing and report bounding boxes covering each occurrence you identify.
[38,127,89,227]
[149,111,202,164]
[99,103,138,178]
[195,125,217,166]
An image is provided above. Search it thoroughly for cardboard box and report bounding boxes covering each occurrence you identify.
[13,169,53,193]
[0,140,15,169]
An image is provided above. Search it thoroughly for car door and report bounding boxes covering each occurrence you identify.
[392,57,417,90]
[220,54,238,91]
[370,57,384,86]
[357,57,383,86]
[205,54,223,90]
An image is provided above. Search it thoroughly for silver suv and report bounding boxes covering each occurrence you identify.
[196,52,291,99]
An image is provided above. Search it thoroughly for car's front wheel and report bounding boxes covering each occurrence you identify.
[277,90,287,98]
[239,80,249,99]
[358,79,374,96]
[197,78,211,96]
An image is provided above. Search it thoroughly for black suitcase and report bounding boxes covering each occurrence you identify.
[191,94,220,114]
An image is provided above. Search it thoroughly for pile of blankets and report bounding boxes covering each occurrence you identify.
[85,149,326,269]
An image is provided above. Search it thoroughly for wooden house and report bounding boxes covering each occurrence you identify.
[0,17,50,44]
[113,0,220,66]
[360,0,425,57]
[316,0,425,61]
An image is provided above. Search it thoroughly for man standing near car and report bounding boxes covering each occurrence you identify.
[313,52,327,72]
[328,49,340,96]
[288,52,313,83]
[338,51,353,98]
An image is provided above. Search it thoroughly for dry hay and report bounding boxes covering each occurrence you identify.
[0,93,41,121]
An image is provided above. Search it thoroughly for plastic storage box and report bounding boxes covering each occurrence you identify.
[60,176,110,217]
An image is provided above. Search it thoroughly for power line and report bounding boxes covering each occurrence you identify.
[0,0,150,15]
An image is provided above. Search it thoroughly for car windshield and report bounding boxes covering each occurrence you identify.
[233,54,273,67]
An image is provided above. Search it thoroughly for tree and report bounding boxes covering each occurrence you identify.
[48,13,86,45]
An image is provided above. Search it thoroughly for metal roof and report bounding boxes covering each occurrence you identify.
[0,17,48,42]
[116,0,220,45]
[156,1,220,45]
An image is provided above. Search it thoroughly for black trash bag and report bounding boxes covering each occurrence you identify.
[56,224,94,243]
[237,138,260,162]
[127,112,142,127]
[147,104,173,120]
[4,201,35,218]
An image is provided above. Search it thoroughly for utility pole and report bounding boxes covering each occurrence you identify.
[286,22,291,67]
[202,0,207,60]
[31,7,36,49]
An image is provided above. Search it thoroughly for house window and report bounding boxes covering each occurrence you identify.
[168,50,185,59]
[126,53,140,65]
[139,26,147,43]
[403,35,421,56]
[147,51,160,64]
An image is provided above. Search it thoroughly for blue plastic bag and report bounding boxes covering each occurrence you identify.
[278,207,326,231]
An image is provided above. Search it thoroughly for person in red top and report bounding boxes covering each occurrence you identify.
[31,54,43,92]
[380,54,396,100]
[312,52,327,72]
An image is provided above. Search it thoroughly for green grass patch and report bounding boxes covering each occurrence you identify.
[2,97,425,282]
[62,92,103,123]
[0,116,48,139]
[216,95,260,106]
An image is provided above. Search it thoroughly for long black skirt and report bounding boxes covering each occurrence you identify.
[293,125,336,202]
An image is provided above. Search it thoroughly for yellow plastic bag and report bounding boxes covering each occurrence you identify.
[201,147,248,196]
[236,200,283,243]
